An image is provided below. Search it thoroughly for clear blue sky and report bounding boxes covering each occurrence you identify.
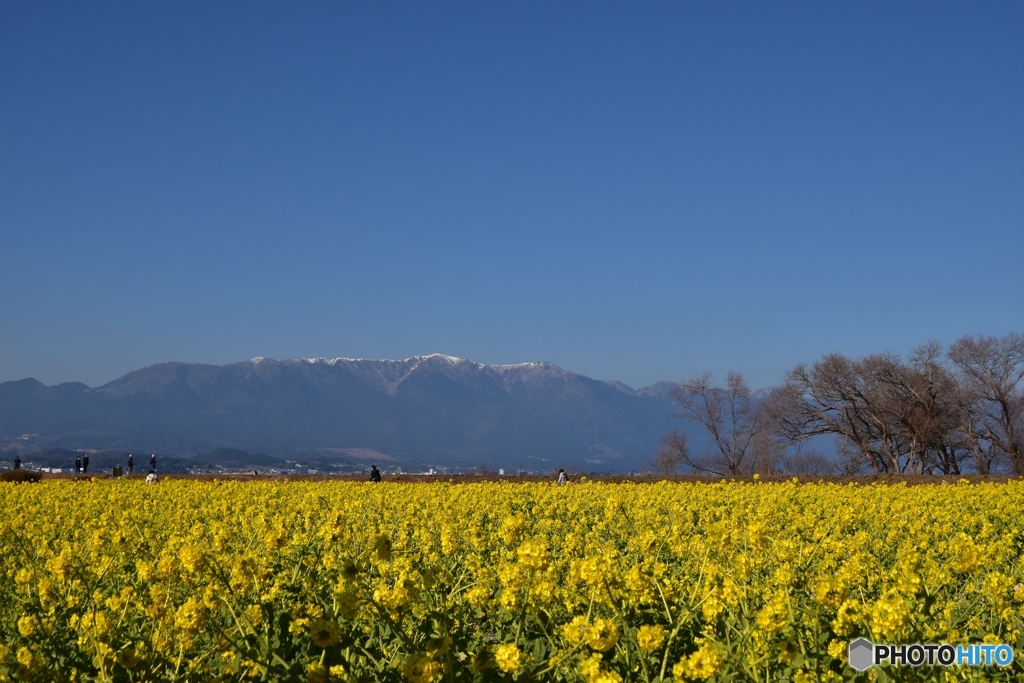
[2,2,1022,390]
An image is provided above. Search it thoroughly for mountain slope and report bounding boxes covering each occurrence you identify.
[0,355,680,471]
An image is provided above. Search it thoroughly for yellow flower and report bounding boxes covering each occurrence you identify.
[4,471,1024,682]
[466,585,491,608]
[585,618,619,652]
[720,577,742,606]
[579,653,623,683]
[494,643,525,673]
[309,618,340,648]
[79,609,113,641]
[174,598,205,636]
[673,640,725,679]
[402,654,442,683]
[306,662,329,683]
[579,652,603,680]
[179,545,205,573]
[372,534,393,563]
[156,553,177,578]
[701,590,724,621]
[499,588,518,611]
[832,599,861,637]
[48,552,75,581]
[374,577,414,613]
[563,615,589,645]
[636,624,665,651]
[813,578,846,607]
[870,590,910,639]
[517,539,551,571]
[36,577,56,611]
[498,515,529,546]
[17,615,39,639]
[579,555,614,587]
[16,646,42,677]
[14,568,33,588]
[117,643,143,668]
[220,650,240,671]
[756,591,789,633]
[245,604,264,627]
[950,533,983,574]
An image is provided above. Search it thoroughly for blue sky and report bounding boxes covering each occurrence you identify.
[1,2,1021,390]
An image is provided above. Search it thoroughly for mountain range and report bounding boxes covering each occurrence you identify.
[0,354,683,472]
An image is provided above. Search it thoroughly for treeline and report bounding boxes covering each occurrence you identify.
[658,332,1024,476]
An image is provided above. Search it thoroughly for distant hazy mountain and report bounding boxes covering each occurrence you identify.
[0,355,681,471]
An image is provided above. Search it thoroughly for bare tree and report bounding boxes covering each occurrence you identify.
[669,372,780,476]
[948,333,1024,473]
[651,430,689,475]
[764,338,1024,475]
[870,343,967,474]
[764,353,910,473]
[912,343,970,474]
[778,449,838,476]
[951,384,1003,475]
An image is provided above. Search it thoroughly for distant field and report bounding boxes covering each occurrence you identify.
[2,479,1022,681]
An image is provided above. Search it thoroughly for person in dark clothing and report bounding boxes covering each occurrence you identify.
[75,456,81,473]
[149,454,157,471]
[13,456,20,470]
[127,454,134,475]
[369,465,381,482]
[82,455,89,473]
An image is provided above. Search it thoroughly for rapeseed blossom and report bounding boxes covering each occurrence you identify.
[0,478,1022,680]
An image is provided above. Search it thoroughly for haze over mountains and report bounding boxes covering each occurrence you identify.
[0,354,682,472]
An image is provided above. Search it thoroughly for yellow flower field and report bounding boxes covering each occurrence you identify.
[1,478,1022,682]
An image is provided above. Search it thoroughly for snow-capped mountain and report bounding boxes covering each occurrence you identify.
[0,355,680,471]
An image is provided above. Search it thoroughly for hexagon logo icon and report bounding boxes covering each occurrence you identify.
[848,638,875,672]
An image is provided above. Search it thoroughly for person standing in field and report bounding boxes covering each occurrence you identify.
[149,454,156,472]
[369,465,381,482]
[13,456,21,470]
[127,454,133,475]
[557,468,567,485]
[75,456,81,473]
[82,455,89,473]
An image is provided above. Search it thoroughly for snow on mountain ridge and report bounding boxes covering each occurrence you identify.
[242,354,647,397]
[268,354,596,396]
[296,353,476,367]
[288,353,558,374]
